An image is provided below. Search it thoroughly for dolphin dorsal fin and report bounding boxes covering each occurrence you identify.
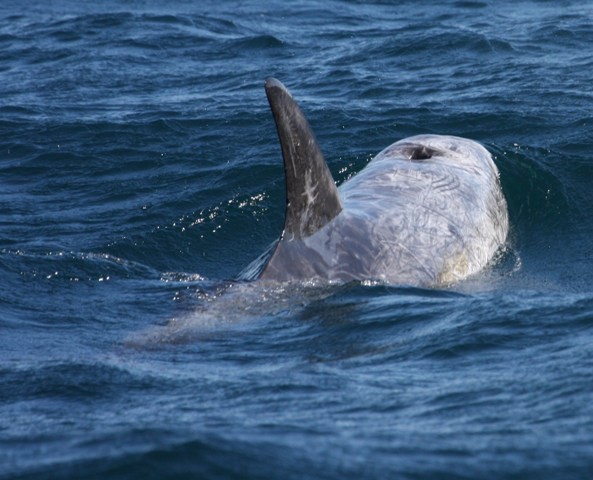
[265,78,342,240]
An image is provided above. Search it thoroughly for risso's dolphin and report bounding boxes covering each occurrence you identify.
[251,78,508,286]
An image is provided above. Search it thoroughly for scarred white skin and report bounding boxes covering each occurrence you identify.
[260,134,508,286]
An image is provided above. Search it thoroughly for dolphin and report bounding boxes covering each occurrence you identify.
[250,78,508,286]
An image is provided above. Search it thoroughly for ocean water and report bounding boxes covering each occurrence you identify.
[2,0,593,478]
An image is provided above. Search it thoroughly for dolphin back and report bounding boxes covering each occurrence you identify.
[256,80,508,286]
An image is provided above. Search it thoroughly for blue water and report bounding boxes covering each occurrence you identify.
[2,1,593,478]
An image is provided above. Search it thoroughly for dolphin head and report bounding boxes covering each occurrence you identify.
[375,134,500,181]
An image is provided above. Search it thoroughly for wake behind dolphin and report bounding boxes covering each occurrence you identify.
[252,78,508,286]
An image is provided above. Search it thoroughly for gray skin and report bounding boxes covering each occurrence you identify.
[256,78,508,286]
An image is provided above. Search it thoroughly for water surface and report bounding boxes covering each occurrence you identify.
[2,1,593,478]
